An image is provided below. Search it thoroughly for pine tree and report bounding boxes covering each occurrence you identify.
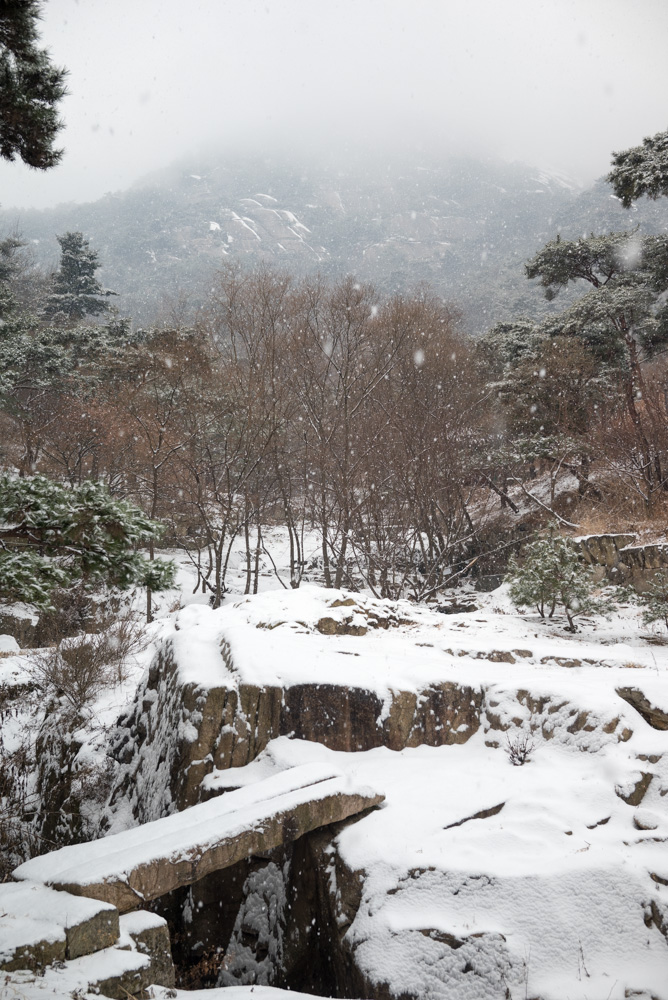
[506,534,604,631]
[42,232,116,322]
[0,233,24,322]
[0,474,175,609]
[0,237,136,475]
[629,572,668,632]
[0,0,67,169]
[607,128,668,208]
[522,230,668,496]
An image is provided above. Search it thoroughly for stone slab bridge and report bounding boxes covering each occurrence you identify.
[13,763,383,914]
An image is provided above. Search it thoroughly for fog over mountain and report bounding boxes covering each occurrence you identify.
[1,0,667,212]
[1,0,667,333]
[3,150,666,333]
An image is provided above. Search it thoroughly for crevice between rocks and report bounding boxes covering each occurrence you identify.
[443,801,505,830]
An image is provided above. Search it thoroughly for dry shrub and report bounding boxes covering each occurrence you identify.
[33,583,127,647]
[571,484,668,543]
[32,610,148,713]
[505,731,535,766]
[33,584,98,647]
[0,683,42,873]
[572,505,625,538]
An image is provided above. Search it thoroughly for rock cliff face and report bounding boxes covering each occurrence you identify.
[107,624,630,825]
[110,652,485,822]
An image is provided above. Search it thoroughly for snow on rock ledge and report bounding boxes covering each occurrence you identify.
[0,881,118,970]
[0,883,174,997]
[106,586,658,825]
[205,734,668,1000]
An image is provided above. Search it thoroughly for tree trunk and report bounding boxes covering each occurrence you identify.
[243,511,252,595]
[253,523,262,594]
[625,334,659,498]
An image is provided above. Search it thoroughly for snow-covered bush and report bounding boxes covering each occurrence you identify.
[505,731,535,766]
[506,533,604,631]
[0,473,175,609]
[629,571,668,631]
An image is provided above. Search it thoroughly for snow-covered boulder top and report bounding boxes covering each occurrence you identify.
[0,901,173,996]
[0,634,19,653]
[215,731,668,1000]
[166,583,667,690]
[158,586,668,748]
[168,585,441,688]
[0,881,118,969]
[109,584,668,825]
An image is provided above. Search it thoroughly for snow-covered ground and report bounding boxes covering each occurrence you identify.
[144,582,668,999]
[205,730,667,999]
[2,529,668,999]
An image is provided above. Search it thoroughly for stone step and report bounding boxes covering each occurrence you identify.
[0,906,174,998]
[0,880,118,970]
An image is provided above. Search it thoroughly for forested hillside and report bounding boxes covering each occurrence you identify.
[1,133,668,609]
[3,153,667,332]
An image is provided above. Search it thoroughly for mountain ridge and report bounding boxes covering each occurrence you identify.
[2,153,666,331]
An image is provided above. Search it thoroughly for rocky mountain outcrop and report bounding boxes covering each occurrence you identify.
[6,153,666,333]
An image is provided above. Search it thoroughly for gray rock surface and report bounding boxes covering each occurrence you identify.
[617,686,668,730]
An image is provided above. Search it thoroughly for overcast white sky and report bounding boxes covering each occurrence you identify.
[2,0,668,209]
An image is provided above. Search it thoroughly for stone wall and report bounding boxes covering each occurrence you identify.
[576,533,668,590]
[108,640,485,823]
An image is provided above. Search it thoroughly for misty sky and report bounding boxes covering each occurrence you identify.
[2,0,668,210]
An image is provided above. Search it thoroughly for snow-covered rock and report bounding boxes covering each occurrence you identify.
[0,883,174,997]
[14,763,383,913]
[0,633,19,653]
[107,586,653,826]
[104,585,668,999]
[6,585,668,998]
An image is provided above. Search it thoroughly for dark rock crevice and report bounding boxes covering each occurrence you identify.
[155,836,344,996]
[617,686,668,731]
